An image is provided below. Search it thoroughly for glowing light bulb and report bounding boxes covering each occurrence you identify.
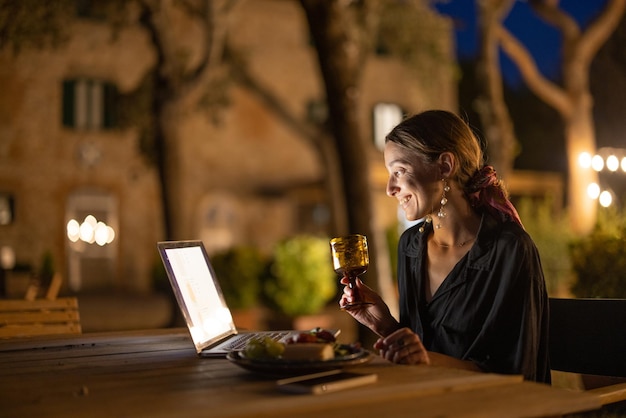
[94,222,109,246]
[587,183,600,199]
[599,191,613,208]
[106,226,115,244]
[606,155,619,172]
[67,219,80,242]
[578,152,592,169]
[79,220,95,243]
[591,155,604,172]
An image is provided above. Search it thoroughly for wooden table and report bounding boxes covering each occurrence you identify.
[0,328,601,417]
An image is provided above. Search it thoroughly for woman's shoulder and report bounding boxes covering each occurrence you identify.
[489,220,541,262]
[398,221,427,256]
[479,215,538,252]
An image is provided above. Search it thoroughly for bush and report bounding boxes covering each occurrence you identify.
[263,235,336,317]
[516,196,574,296]
[211,247,269,310]
[569,207,626,298]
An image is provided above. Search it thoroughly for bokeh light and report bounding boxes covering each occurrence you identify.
[578,152,592,169]
[591,155,604,172]
[606,155,619,172]
[586,183,600,199]
[599,191,613,208]
[67,215,115,246]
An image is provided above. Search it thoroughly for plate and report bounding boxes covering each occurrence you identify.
[226,348,372,376]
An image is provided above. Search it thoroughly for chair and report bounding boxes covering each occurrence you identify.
[549,298,626,406]
[0,297,82,338]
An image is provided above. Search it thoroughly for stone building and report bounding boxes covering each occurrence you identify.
[0,0,456,299]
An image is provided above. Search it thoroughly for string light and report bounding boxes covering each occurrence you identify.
[591,155,604,171]
[578,152,592,169]
[586,183,600,200]
[579,148,626,209]
[599,191,613,208]
[606,155,619,172]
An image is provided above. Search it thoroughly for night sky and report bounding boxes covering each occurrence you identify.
[434,0,609,86]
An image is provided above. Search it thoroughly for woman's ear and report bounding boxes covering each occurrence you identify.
[438,152,455,178]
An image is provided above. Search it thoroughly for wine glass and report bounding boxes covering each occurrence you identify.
[330,234,373,309]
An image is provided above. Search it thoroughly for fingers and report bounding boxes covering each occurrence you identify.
[339,277,360,307]
[393,341,428,365]
[339,281,354,308]
[375,329,429,365]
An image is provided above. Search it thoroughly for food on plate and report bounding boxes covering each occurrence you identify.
[286,328,337,344]
[244,336,285,359]
[281,343,334,361]
[242,328,362,361]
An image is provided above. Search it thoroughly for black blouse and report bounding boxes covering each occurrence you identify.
[396,214,551,383]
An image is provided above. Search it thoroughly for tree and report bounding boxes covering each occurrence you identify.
[0,0,238,241]
[299,0,397,315]
[135,0,237,239]
[474,0,518,180]
[496,0,626,234]
[223,38,348,237]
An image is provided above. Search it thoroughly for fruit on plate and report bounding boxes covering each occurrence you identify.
[243,336,285,359]
[286,328,337,344]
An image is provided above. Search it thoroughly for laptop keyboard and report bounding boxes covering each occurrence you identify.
[224,332,290,351]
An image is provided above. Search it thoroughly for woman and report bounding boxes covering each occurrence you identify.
[340,110,550,382]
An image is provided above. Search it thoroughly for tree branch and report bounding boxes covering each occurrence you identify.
[227,49,321,145]
[577,0,626,64]
[496,24,572,116]
[528,0,580,41]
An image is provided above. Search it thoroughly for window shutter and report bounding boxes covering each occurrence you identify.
[62,80,76,127]
[103,82,118,129]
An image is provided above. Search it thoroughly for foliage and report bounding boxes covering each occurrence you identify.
[151,258,170,294]
[516,196,574,296]
[569,207,626,298]
[263,235,336,317]
[377,0,451,72]
[0,0,73,53]
[386,223,400,284]
[38,251,55,289]
[210,247,268,310]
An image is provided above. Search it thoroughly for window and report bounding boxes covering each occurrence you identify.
[372,103,403,151]
[62,78,118,130]
[0,193,14,225]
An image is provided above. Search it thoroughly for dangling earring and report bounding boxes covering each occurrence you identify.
[436,179,450,229]
[418,214,432,233]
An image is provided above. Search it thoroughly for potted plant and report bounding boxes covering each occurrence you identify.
[262,235,337,330]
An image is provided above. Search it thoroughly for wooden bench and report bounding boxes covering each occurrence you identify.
[0,297,82,338]
[549,297,626,406]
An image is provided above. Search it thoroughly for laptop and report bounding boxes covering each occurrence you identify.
[157,240,303,357]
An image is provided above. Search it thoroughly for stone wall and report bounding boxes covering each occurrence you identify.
[0,0,456,297]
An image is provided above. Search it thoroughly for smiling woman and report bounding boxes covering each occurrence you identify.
[339,109,551,382]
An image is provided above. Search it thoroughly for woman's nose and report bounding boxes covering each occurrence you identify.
[386,177,398,197]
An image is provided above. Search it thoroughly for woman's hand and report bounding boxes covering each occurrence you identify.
[373,327,430,365]
[339,276,398,336]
